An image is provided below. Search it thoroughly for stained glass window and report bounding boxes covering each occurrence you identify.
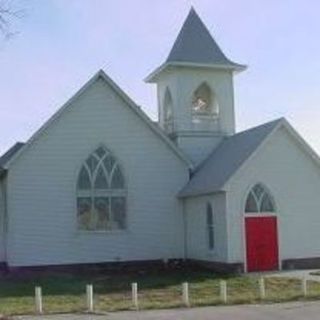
[245,184,275,213]
[77,147,126,231]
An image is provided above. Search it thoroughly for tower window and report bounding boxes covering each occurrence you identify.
[192,82,219,117]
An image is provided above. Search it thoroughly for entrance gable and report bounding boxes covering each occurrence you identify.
[226,122,320,268]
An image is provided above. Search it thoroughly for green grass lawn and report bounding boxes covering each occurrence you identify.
[1,269,320,316]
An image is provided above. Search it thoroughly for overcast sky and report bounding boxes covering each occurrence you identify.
[1,0,320,155]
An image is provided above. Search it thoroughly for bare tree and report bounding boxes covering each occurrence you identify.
[0,0,21,39]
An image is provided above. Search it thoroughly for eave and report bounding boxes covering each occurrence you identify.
[145,61,247,83]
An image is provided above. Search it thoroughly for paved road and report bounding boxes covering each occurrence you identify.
[265,269,320,282]
[15,301,320,320]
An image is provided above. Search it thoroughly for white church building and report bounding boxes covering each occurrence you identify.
[1,8,320,273]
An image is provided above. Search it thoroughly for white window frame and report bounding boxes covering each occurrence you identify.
[244,183,276,215]
[76,146,127,232]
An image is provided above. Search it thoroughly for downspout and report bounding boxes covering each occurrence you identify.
[182,166,194,261]
[225,191,230,264]
[0,172,8,267]
[3,175,8,266]
[182,199,188,261]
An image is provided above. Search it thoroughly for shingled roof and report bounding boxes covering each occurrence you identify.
[178,119,283,197]
[166,8,241,67]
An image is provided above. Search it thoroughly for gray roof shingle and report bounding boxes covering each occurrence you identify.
[179,118,283,197]
[167,8,242,67]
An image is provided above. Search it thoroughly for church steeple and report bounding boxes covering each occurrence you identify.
[166,7,242,68]
[146,8,245,82]
[146,8,246,165]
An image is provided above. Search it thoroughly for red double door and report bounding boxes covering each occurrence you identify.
[245,216,279,272]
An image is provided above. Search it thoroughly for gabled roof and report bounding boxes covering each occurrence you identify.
[4,70,193,170]
[178,118,283,197]
[146,8,246,82]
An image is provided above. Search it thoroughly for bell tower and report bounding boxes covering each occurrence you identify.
[146,8,246,165]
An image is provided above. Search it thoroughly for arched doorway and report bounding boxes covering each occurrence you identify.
[244,184,279,272]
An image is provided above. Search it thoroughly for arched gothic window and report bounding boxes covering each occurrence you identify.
[77,146,126,231]
[245,184,275,213]
[163,87,173,133]
[192,82,219,117]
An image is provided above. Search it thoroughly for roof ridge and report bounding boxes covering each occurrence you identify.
[234,117,284,137]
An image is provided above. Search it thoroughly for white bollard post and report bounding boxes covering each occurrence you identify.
[302,277,308,297]
[86,284,94,312]
[35,286,43,314]
[220,280,227,304]
[259,277,266,299]
[182,282,190,307]
[132,282,139,310]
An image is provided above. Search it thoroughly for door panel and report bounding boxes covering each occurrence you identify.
[245,216,279,272]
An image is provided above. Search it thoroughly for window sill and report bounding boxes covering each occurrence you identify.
[192,113,219,118]
[75,229,130,236]
[191,116,219,124]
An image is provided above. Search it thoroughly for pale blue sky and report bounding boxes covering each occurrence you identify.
[1,0,320,155]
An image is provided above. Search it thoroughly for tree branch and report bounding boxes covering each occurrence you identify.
[0,0,23,39]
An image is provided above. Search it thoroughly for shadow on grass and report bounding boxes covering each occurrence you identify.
[2,271,320,316]
[0,269,233,298]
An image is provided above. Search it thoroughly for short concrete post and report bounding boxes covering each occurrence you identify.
[182,282,190,307]
[35,286,43,314]
[132,282,139,309]
[86,284,94,312]
[302,277,308,297]
[259,277,266,299]
[220,280,227,303]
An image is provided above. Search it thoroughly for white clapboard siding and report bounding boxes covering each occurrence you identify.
[184,193,228,263]
[6,76,189,266]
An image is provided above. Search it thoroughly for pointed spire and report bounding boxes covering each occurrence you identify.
[145,7,246,82]
[166,8,237,66]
